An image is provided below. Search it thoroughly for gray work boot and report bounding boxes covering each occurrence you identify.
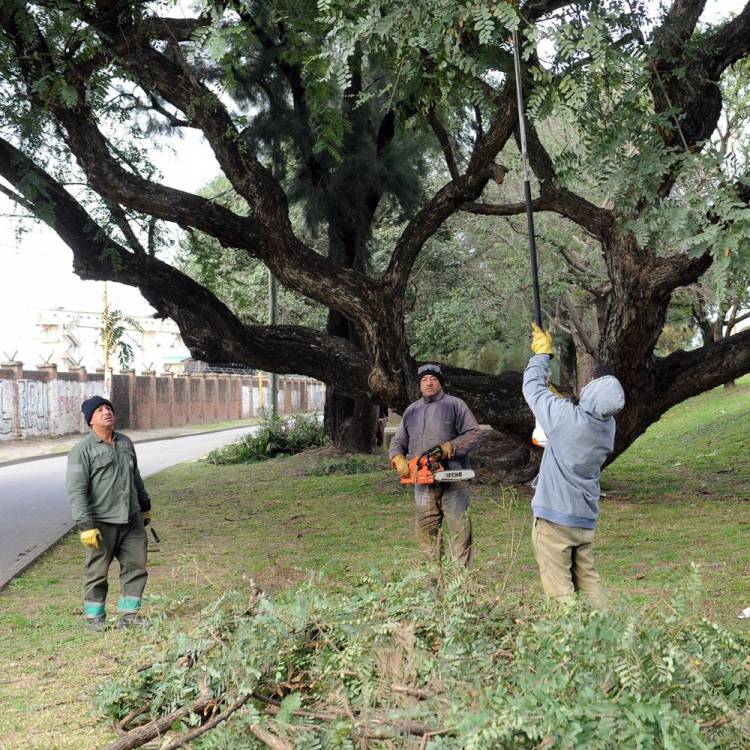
[86,615,107,632]
[115,613,148,629]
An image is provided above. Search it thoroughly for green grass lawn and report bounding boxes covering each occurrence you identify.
[0,379,748,748]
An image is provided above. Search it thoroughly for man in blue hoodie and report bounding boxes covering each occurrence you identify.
[522,324,625,608]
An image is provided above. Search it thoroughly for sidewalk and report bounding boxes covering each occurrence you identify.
[0,419,258,467]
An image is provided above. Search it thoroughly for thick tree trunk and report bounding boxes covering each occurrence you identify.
[324,386,378,452]
[324,305,379,452]
[572,337,596,393]
[324,307,378,452]
[3,4,750,475]
[323,209,380,452]
[557,335,578,393]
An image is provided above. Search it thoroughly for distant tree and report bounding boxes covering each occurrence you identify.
[101,286,144,370]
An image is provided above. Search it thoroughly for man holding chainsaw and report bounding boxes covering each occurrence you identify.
[523,324,625,609]
[66,396,152,631]
[389,364,482,568]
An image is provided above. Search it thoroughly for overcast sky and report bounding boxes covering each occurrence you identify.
[0,130,218,365]
[0,0,743,365]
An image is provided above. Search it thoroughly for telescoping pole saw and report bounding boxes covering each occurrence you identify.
[511,27,542,328]
[511,26,549,448]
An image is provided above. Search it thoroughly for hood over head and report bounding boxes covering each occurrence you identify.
[578,375,625,419]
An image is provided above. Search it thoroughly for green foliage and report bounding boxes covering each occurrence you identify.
[3,0,749,397]
[522,5,750,279]
[207,413,329,464]
[96,570,750,747]
[307,454,387,476]
[1,380,749,748]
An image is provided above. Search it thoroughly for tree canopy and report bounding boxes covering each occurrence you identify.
[1,0,749,458]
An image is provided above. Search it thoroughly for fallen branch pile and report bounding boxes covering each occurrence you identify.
[96,570,750,749]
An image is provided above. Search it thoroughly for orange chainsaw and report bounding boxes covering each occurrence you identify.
[400,445,475,485]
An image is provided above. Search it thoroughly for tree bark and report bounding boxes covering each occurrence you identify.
[324,386,378,453]
[2,2,750,473]
[556,335,578,393]
[325,306,378,453]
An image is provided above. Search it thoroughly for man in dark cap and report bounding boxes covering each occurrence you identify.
[66,395,152,631]
[389,364,482,568]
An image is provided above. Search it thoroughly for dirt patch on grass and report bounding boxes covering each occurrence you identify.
[254,564,308,593]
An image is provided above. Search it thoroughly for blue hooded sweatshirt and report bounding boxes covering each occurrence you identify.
[522,354,626,529]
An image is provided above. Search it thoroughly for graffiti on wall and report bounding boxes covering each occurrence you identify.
[18,379,49,434]
[307,383,323,411]
[55,380,87,435]
[0,380,13,435]
[1,373,321,440]
[252,385,271,415]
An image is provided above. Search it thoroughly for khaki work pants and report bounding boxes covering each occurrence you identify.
[414,481,473,568]
[83,513,148,620]
[532,517,606,609]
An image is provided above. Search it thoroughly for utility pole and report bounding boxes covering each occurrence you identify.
[102,282,112,397]
[102,281,110,370]
[268,270,278,419]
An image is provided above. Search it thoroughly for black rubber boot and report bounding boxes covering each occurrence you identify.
[115,613,148,629]
[87,615,107,632]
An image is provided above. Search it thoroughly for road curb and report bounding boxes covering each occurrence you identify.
[0,524,76,591]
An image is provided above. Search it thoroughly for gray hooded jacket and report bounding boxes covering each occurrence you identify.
[522,354,625,528]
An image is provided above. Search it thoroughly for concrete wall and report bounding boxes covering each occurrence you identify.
[0,362,325,441]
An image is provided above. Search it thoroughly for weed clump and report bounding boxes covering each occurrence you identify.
[207,413,329,464]
[97,570,750,748]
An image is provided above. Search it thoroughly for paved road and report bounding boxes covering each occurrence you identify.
[0,427,255,589]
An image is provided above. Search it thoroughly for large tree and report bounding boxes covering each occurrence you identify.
[1,0,749,461]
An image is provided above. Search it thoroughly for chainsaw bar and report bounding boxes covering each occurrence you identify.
[433,469,475,482]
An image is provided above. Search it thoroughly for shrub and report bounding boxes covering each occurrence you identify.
[207,412,329,464]
[97,569,750,749]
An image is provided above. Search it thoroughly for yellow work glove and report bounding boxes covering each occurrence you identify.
[548,383,564,399]
[391,454,411,478]
[438,441,454,460]
[80,529,103,550]
[531,322,553,355]
[143,511,152,527]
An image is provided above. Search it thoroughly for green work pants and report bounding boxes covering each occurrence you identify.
[414,481,473,568]
[531,517,606,609]
[83,513,148,620]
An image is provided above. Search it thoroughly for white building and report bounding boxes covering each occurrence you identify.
[35,308,190,372]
